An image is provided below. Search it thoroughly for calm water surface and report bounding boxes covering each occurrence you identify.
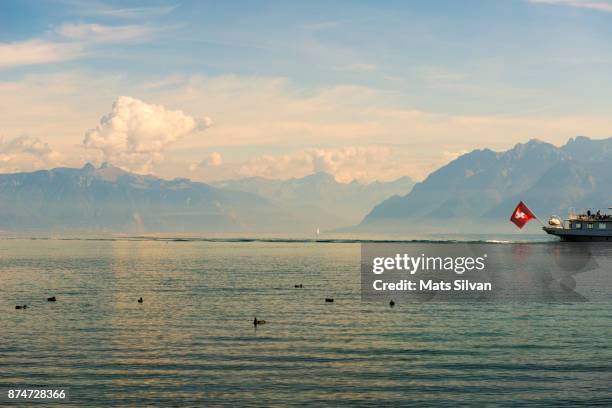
[1,239,611,406]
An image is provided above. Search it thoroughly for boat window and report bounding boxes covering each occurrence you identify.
[575,223,582,229]
[599,223,607,229]
[587,223,593,229]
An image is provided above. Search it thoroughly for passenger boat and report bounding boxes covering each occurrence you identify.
[543,208,612,241]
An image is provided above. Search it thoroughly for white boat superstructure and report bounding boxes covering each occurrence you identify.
[543,208,612,241]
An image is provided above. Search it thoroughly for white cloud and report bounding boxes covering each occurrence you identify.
[239,146,398,182]
[56,23,153,43]
[92,5,176,18]
[192,151,223,170]
[308,146,392,179]
[190,146,411,183]
[203,152,223,167]
[5,72,612,181]
[57,1,176,19]
[0,23,153,69]
[0,40,82,68]
[0,136,61,172]
[528,0,612,13]
[83,96,211,173]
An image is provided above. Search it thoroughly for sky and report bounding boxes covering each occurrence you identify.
[1,0,612,183]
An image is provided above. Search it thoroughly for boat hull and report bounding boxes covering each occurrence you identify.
[543,227,612,242]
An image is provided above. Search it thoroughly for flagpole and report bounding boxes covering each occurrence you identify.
[527,205,546,227]
[532,212,546,227]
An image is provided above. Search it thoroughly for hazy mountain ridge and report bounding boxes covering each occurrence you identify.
[0,163,295,233]
[213,172,415,229]
[361,136,612,232]
[2,136,608,235]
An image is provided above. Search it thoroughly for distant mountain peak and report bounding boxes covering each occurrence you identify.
[501,138,559,161]
[361,136,612,231]
[510,138,551,150]
[0,164,286,233]
[301,171,337,183]
[210,171,415,229]
[565,135,591,145]
[92,162,128,182]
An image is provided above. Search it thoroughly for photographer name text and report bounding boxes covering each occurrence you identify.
[373,279,491,291]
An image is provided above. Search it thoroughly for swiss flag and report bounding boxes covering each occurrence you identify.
[510,201,536,229]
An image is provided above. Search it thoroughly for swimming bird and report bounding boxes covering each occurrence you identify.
[294,284,303,288]
[389,300,395,307]
[253,317,266,326]
[15,305,27,309]
[138,297,143,303]
[47,296,56,302]
[325,298,334,303]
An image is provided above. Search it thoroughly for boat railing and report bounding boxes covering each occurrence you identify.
[567,213,612,222]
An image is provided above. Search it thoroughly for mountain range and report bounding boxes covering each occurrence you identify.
[360,136,612,233]
[0,163,292,233]
[0,163,413,233]
[0,136,609,234]
[213,173,415,230]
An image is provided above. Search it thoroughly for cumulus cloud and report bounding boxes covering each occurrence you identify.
[203,152,223,167]
[190,151,224,171]
[7,72,612,181]
[83,96,211,173]
[0,135,61,172]
[191,146,410,183]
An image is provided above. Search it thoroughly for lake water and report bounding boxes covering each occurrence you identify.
[1,238,611,406]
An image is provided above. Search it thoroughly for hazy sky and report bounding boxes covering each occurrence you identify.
[2,0,612,182]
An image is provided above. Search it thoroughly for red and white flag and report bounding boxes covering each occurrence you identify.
[510,201,536,229]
